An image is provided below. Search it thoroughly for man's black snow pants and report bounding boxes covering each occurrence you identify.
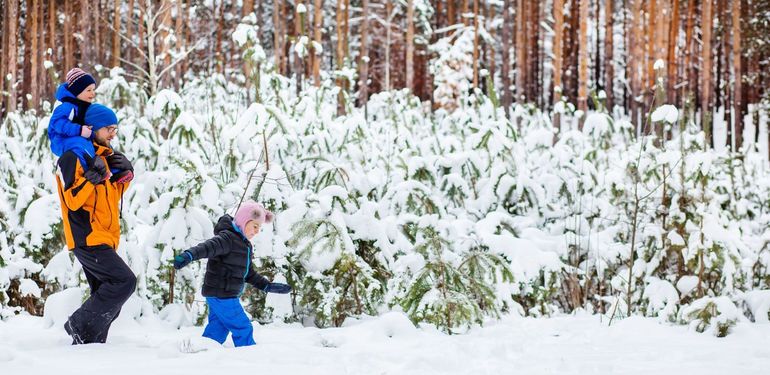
[66,245,137,344]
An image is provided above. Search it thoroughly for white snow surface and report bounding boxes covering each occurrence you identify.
[0,312,767,375]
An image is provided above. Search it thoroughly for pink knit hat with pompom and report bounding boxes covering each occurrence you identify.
[234,200,274,231]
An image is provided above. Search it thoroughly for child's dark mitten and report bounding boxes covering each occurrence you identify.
[263,283,291,294]
[173,251,194,270]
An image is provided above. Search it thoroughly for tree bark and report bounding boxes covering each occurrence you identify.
[702,0,713,144]
[604,0,614,110]
[472,0,479,88]
[112,0,122,68]
[577,0,588,114]
[501,0,512,117]
[6,0,18,113]
[553,0,564,107]
[214,0,224,73]
[406,0,415,92]
[78,0,91,66]
[631,0,643,130]
[515,0,526,102]
[0,0,7,111]
[732,0,742,150]
[244,0,255,16]
[336,0,349,114]
[274,0,283,75]
[312,0,323,86]
[359,0,370,109]
[47,0,56,86]
[30,0,40,110]
[666,0,679,105]
[683,0,695,108]
[487,4,496,92]
[175,0,185,87]
[295,1,306,96]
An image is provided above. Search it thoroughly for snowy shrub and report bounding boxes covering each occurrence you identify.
[680,296,741,337]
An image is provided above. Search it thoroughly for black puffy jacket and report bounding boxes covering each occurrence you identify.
[186,215,269,298]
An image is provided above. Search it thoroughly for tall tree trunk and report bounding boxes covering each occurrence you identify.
[553,0,564,107]
[732,0,742,151]
[294,1,306,96]
[48,0,56,86]
[30,0,40,110]
[312,0,323,86]
[487,4,496,92]
[702,0,713,145]
[527,0,539,102]
[385,0,393,91]
[6,0,18,113]
[406,0,415,92]
[64,0,73,72]
[174,0,185,88]
[274,0,283,75]
[683,0,695,109]
[93,1,102,69]
[501,0,512,117]
[359,0,370,110]
[461,0,469,26]
[214,0,225,73]
[515,0,526,102]
[22,0,33,109]
[138,0,145,66]
[577,0,588,115]
[448,0,456,26]
[336,0,349,114]
[667,0,679,105]
[647,0,657,98]
[631,0,644,130]
[604,0,614,110]
[565,0,579,107]
[126,0,135,68]
[78,0,91,66]
[0,0,7,113]
[244,0,255,16]
[112,0,122,68]
[472,0,479,88]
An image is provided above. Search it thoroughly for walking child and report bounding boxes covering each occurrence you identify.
[173,201,291,347]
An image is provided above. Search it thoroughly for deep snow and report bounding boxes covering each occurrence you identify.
[1,311,767,375]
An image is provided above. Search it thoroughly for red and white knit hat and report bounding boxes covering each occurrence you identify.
[65,68,96,96]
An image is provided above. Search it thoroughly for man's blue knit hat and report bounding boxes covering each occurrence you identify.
[84,104,118,131]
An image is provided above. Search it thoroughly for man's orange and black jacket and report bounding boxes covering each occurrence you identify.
[55,143,130,250]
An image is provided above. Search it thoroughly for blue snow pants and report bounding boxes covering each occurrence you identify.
[202,297,256,347]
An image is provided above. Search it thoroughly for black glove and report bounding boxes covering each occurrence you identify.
[173,251,194,270]
[262,283,291,294]
[107,151,134,183]
[107,151,133,172]
[84,156,108,185]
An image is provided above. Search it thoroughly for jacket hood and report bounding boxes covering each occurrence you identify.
[214,215,237,235]
[55,83,77,101]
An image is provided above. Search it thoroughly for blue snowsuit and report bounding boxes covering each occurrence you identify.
[49,83,97,166]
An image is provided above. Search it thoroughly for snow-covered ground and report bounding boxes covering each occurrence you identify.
[1,312,767,375]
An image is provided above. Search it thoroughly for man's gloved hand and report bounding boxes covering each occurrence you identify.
[173,251,194,270]
[84,156,108,185]
[107,151,133,172]
[107,151,135,183]
[262,283,291,294]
